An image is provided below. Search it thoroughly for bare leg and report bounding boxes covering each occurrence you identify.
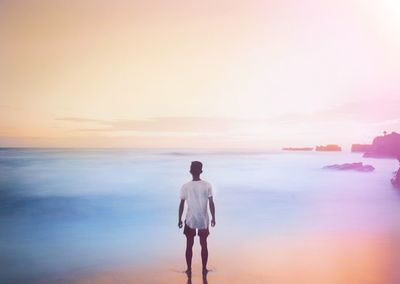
[202,271,208,284]
[185,235,194,273]
[199,235,208,272]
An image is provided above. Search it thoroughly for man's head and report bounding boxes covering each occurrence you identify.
[190,161,203,176]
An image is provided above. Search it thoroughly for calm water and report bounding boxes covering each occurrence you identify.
[1,149,399,283]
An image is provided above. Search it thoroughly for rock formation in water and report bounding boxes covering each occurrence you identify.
[282,147,313,151]
[392,170,400,188]
[323,162,375,172]
[316,144,342,151]
[363,132,400,158]
[351,144,372,152]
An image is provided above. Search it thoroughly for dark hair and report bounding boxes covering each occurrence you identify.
[190,161,203,172]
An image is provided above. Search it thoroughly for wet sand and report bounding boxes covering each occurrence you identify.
[39,231,400,284]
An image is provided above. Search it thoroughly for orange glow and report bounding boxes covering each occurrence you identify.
[1,0,400,148]
[50,232,400,284]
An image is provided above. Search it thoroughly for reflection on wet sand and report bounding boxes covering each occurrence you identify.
[202,271,208,284]
[45,231,400,284]
[185,270,208,284]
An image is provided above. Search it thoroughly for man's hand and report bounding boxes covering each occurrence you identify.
[209,197,216,228]
[178,199,184,229]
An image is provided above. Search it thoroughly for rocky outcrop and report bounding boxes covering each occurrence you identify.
[392,167,400,189]
[364,132,400,158]
[282,147,313,151]
[351,144,372,152]
[392,176,400,189]
[316,144,342,151]
[323,162,375,172]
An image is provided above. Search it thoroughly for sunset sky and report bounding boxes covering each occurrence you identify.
[1,0,400,149]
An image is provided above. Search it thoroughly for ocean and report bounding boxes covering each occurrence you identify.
[1,148,399,283]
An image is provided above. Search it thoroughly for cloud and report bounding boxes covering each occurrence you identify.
[0,105,22,111]
[57,98,400,136]
[56,116,245,134]
[56,117,110,123]
[273,99,400,124]
[323,99,400,122]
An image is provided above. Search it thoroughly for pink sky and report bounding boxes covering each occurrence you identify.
[1,0,399,149]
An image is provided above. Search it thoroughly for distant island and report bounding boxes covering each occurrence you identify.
[352,131,400,158]
[351,144,372,152]
[315,144,342,151]
[281,144,342,152]
[282,147,313,151]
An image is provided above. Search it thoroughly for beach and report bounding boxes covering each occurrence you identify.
[1,149,400,283]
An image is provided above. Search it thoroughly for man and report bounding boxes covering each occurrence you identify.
[178,161,216,275]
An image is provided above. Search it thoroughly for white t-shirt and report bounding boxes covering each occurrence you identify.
[180,180,213,229]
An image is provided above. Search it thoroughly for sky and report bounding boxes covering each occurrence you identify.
[1,0,400,149]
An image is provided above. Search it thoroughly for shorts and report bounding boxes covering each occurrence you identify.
[183,222,209,238]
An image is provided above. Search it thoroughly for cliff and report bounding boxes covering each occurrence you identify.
[363,132,400,158]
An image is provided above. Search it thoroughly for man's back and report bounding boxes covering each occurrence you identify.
[180,180,212,229]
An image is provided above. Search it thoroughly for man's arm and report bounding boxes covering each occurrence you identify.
[209,197,216,227]
[178,199,185,228]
